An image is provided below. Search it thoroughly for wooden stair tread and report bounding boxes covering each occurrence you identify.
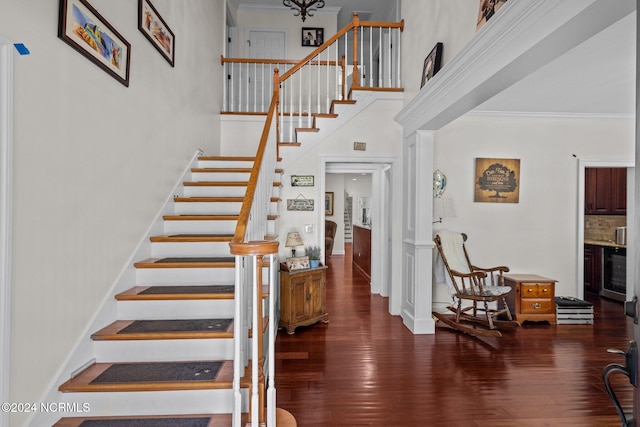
[150,234,234,243]
[313,113,339,119]
[183,181,281,187]
[295,127,319,133]
[91,319,234,341]
[278,142,302,147]
[198,156,255,161]
[172,197,279,203]
[191,168,252,173]
[53,414,236,427]
[163,214,277,221]
[134,257,236,269]
[59,361,236,393]
[163,215,239,221]
[116,285,235,301]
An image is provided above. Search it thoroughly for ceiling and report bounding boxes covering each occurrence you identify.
[228,0,395,28]
[229,1,636,116]
[476,11,636,116]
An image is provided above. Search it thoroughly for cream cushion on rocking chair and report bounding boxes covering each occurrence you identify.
[435,230,511,297]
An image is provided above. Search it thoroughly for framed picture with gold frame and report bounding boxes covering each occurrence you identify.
[474,158,520,203]
[325,192,334,216]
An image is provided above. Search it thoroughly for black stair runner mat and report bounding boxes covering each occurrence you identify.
[156,257,234,263]
[139,285,234,295]
[118,318,232,334]
[79,417,211,427]
[90,361,222,384]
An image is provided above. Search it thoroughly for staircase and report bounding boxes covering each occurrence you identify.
[52,156,279,426]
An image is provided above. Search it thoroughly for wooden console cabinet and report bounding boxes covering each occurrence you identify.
[279,265,328,334]
[504,274,557,324]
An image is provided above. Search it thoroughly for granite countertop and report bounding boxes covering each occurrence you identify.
[584,239,626,248]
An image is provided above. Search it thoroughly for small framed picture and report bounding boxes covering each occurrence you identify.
[286,256,310,271]
[325,192,334,216]
[138,0,175,66]
[477,0,509,30]
[302,28,323,46]
[420,42,443,88]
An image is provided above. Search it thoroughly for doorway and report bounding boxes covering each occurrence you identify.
[577,159,634,301]
[323,160,393,299]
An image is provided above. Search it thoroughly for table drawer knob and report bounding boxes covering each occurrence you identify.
[532,303,542,309]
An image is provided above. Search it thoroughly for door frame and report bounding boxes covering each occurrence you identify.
[577,159,634,301]
[322,157,396,301]
[0,36,14,426]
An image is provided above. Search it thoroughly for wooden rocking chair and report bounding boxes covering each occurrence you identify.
[433,231,520,337]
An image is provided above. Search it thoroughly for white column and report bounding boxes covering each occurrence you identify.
[401,130,435,334]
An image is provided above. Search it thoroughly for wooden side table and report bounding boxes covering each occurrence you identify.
[504,274,557,324]
[279,264,328,334]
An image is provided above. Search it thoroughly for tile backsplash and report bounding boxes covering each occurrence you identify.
[585,215,626,242]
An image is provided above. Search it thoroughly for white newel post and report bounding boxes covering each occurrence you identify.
[401,130,435,334]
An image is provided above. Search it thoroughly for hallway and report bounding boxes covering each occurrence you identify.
[275,245,633,426]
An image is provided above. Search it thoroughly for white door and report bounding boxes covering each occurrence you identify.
[247,30,286,111]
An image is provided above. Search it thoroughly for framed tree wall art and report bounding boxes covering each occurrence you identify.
[139,0,175,66]
[474,158,520,203]
[58,0,131,86]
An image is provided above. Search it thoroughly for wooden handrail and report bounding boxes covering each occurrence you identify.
[221,55,341,67]
[278,14,404,83]
[230,68,279,246]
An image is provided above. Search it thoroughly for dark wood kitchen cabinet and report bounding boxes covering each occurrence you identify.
[352,225,371,280]
[584,244,602,294]
[585,168,626,215]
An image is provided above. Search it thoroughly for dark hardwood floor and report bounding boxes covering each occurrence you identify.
[275,244,634,426]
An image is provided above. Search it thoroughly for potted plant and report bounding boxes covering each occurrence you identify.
[305,245,321,268]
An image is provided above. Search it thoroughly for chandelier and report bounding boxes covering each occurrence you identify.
[283,0,325,22]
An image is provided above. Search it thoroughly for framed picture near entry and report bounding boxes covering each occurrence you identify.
[474,158,520,203]
[302,27,323,46]
[325,192,334,216]
[58,0,131,86]
[138,0,175,66]
[420,42,443,88]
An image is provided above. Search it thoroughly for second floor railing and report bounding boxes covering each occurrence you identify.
[222,13,404,120]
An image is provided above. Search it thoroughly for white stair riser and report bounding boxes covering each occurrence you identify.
[163,219,276,236]
[164,220,238,234]
[117,299,235,320]
[198,160,254,169]
[172,201,277,216]
[191,172,251,182]
[135,267,236,285]
[182,185,280,198]
[93,338,234,362]
[58,389,243,417]
[174,202,242,215]
[151,241,232,258]
[183,186,247,197]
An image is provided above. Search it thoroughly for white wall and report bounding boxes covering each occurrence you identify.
[236,6,338,60]
[1,1,224,424]
[401,0,478,103]
[278,99,402,255]
[432,114,635,303]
